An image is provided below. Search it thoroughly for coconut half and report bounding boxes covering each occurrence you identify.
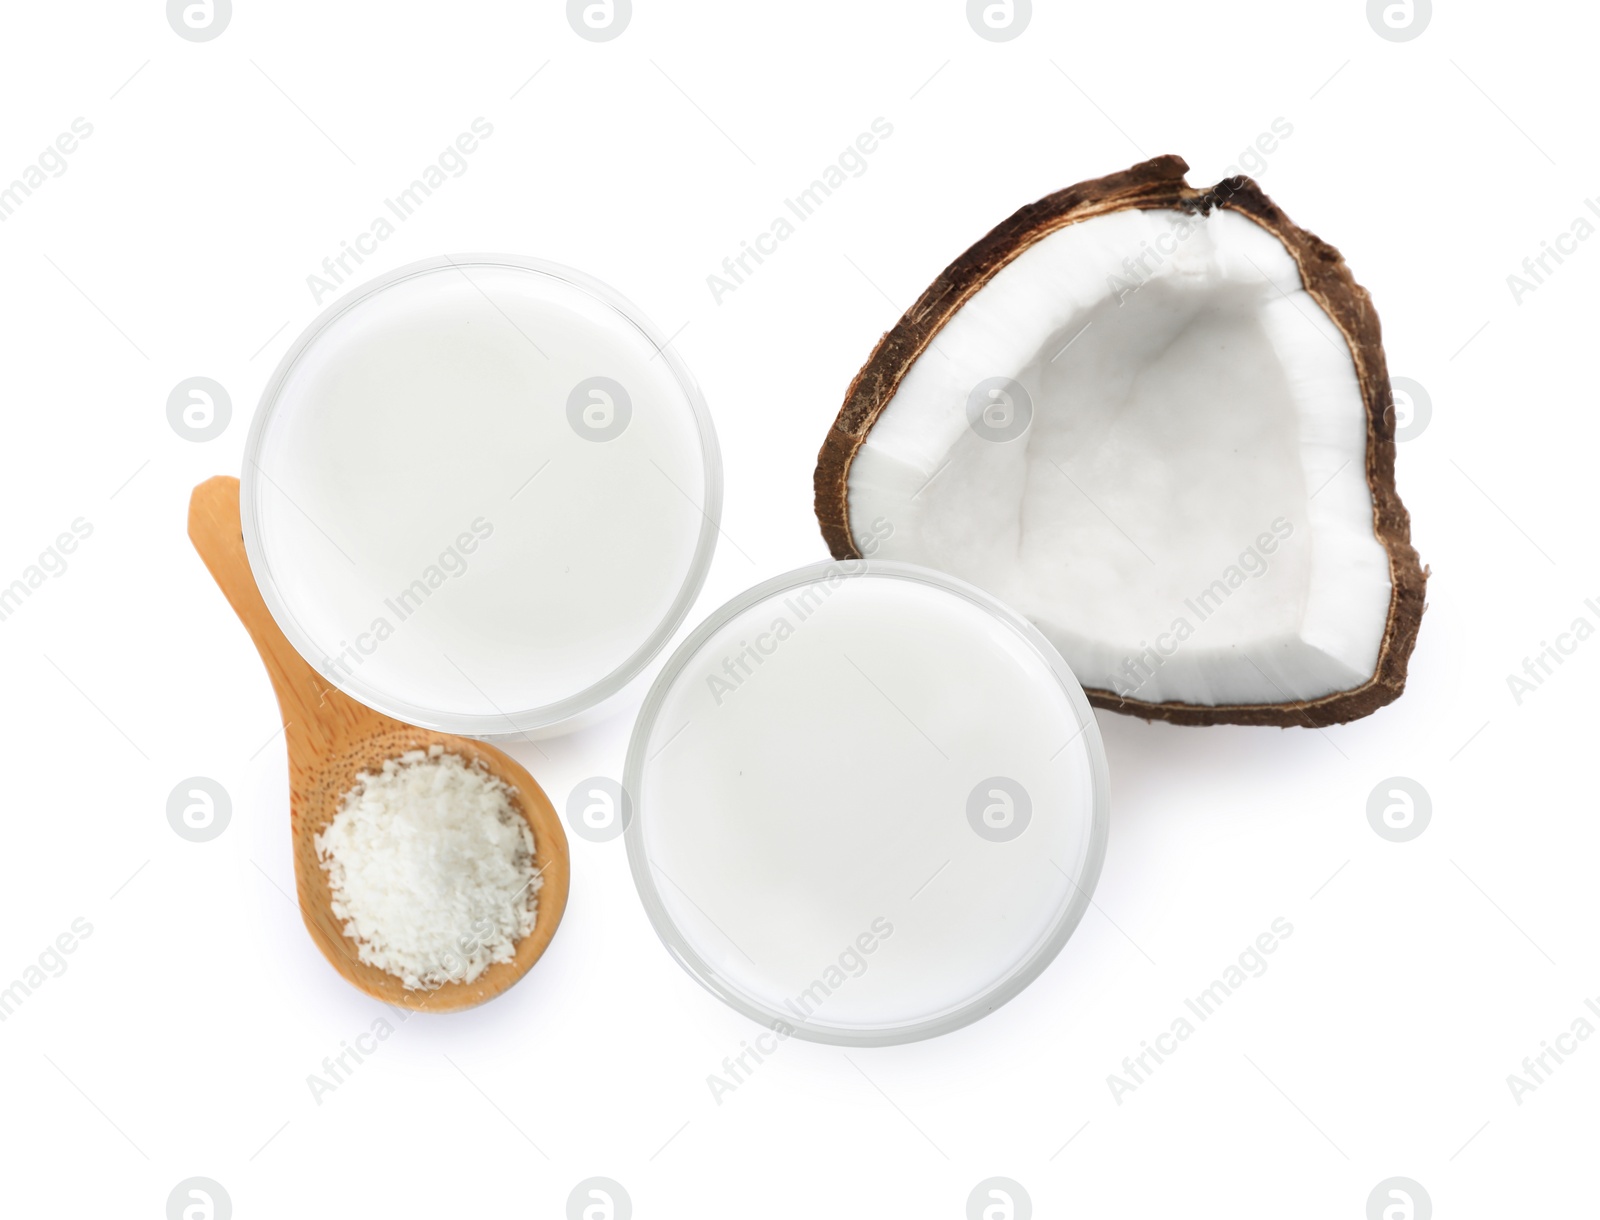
[815,155,1425,727]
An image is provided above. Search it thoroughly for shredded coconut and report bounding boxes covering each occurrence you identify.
[315,746,541,990]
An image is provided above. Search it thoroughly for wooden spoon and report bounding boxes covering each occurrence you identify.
[187,475,569,1012]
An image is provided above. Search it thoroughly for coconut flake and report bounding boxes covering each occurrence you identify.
[316,746,541,990]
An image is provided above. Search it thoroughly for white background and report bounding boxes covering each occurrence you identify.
[0,1,1593,1215]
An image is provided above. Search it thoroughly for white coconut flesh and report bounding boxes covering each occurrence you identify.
[846,207,1393,709]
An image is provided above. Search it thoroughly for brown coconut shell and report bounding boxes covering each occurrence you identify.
[814,154,1426,728]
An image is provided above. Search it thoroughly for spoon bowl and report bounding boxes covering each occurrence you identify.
[188,476,569,1012]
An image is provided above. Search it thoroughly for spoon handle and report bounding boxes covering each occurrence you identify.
[187,476,355,750]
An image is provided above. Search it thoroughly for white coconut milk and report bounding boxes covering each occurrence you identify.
[244,257,719,733]
[627,563,1108,1043]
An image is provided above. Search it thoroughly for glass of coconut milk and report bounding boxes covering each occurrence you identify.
[624,560,1110,1045]
[242,255,721,736]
